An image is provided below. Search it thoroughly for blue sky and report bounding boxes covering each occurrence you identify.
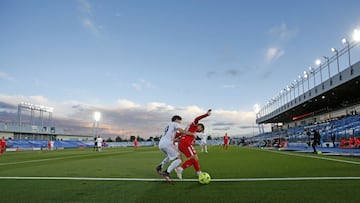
[1,0,360,139]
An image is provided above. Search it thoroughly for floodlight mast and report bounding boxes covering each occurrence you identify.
[94,112,101,122]
[323,56,330,79]
[342,38,351,68]
[18,102,54,127]
[315,59,323,83]
[257,27,360,121]
[93,112,101,137]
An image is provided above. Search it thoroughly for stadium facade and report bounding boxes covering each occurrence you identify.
[256,31,360,139]
[0,102,92,141]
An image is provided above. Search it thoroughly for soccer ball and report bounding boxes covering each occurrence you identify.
[198,172,211,184]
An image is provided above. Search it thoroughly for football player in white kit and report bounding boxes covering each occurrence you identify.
[197,130,208,153]
[156,115,194,182]
[96,135,103,152]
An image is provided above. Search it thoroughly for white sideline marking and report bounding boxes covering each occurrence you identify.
[0,176,359,182]
[264,149,360,165]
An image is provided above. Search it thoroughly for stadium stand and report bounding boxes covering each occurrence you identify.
[254,36,360,155]
[5,139,93,151]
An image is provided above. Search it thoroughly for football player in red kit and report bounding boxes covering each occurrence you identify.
[175,109,212,179]
[224,133,229,151]
[0,137,6,156]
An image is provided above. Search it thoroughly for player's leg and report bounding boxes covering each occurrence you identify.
[176,142,190,179]
[162,144,181,182]
[156,148,170,175]
[311,141,317,153]
[165,144,181,174]
[178,144,201,175]
[178,143,193,170]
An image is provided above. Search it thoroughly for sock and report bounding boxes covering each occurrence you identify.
[167,158,181,173]
[160,157,170,168]
[177,166,183,173]
[193,159,201,172]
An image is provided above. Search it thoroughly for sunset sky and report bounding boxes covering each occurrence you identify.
[1,0,360,139]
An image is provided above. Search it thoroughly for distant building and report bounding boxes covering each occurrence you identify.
[0,122,92,141]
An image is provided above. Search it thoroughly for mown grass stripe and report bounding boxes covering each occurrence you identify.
[0,150,133,166]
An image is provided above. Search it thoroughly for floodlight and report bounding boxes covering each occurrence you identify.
[303,71,308,78]
[94,112,101,122]
[353,29,360,42]
[342,38,348,44]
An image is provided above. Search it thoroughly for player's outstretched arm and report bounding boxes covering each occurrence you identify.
[193,109,212,124]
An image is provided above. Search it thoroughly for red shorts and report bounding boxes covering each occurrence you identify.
[178,141,197,158]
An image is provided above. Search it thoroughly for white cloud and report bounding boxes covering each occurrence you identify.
[269,23,297,42]
[78,0,101,36]
[78,0,92,16]
[0,72,15,81]
[28,96,49,104]
[0,94,262,139]
[263,23,296,64]
[82,17,100,36]
[265,47,284,63]
[146,102,175,112]
[116,99,140,109]
[0,94,48,106]
[131,79,154,91]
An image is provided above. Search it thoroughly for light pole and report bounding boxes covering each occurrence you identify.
[323,56,330,79]
[93,111,101,137]
[304,71,309,91]
[342,38,351,68]
[281,90,285,106]
[309,66,315,88]
[315,59,322,83]
[293,79,299,98]
[286,86,290,103]
[301,75,305,94]
[291,82,296,99]
[331,48,340,73]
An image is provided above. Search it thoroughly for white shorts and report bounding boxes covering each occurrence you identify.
[159,142,179,160]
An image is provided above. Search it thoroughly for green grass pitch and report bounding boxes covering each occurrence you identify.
[0,146,360,203]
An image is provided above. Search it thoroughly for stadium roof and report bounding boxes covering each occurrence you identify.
[257,61,360,124]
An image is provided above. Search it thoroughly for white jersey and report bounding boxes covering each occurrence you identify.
[159,121,180,147]
[96,137,103,147]
[197,132,207,144]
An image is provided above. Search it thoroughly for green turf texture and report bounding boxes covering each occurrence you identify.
[0,146,359,203]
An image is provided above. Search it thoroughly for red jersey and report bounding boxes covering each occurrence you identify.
[180,113,210,145]
[224,134,229,144]
[0,139,6,148]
